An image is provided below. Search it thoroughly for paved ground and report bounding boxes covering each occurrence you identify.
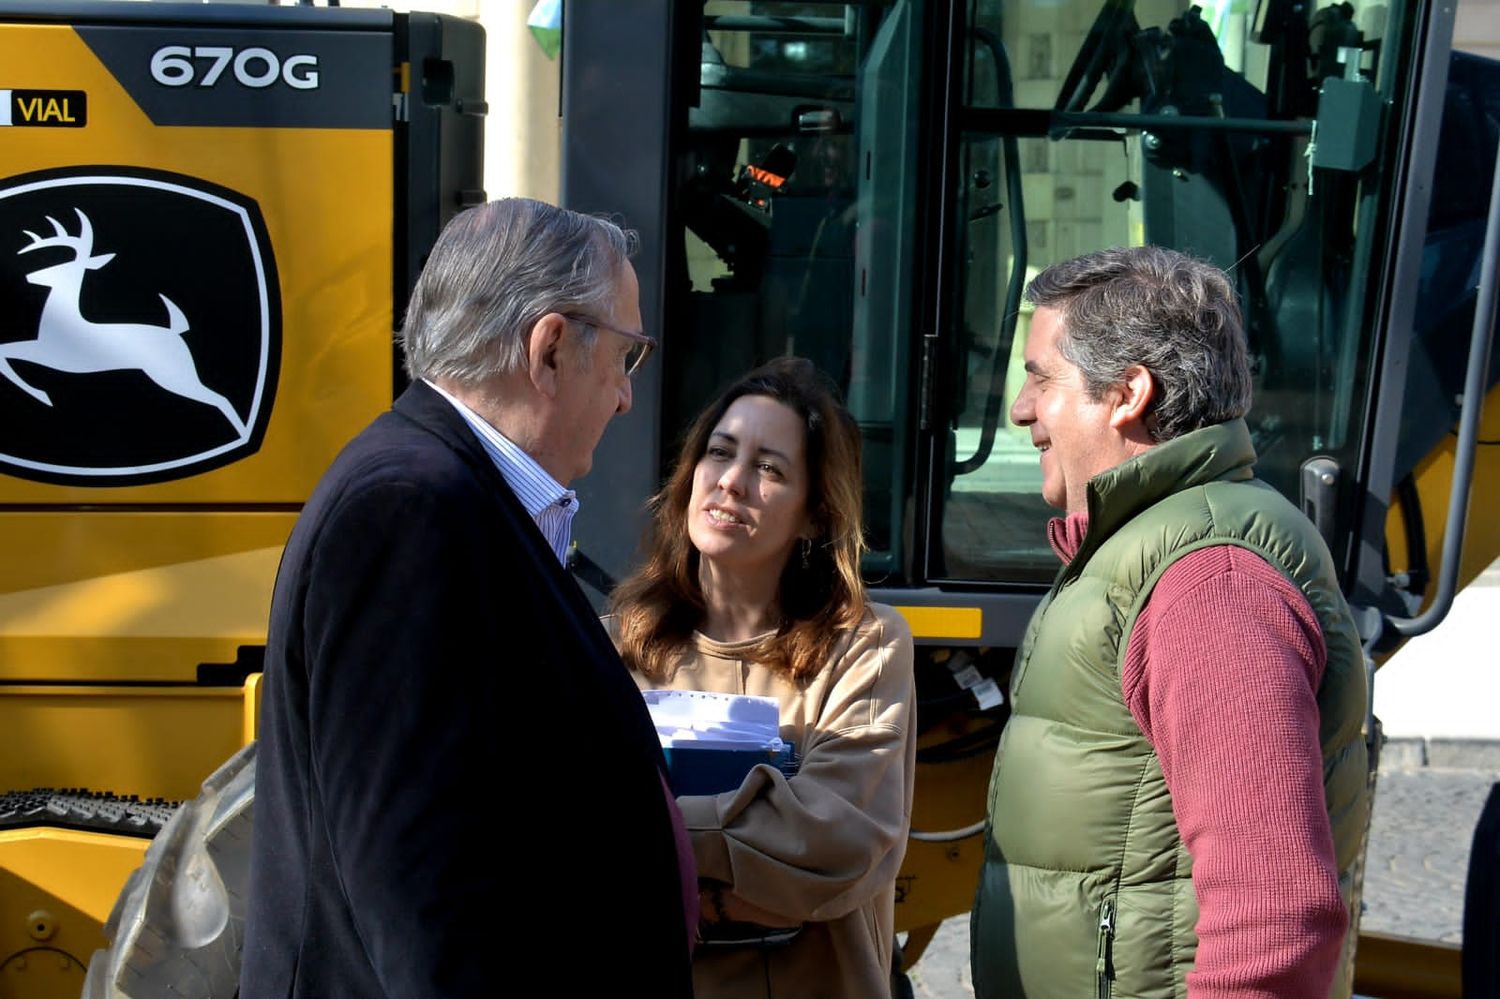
[1363,761,1499,945]
[905,756,1500,998]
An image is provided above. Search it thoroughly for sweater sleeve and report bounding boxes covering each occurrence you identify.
[675,606,916,924]
[1122,545,1347,999]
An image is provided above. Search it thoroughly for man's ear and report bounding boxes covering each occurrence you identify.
[526,313,567,399]
[1109,364,1155,432]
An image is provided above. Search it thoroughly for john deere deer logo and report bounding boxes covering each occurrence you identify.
[4,208,248,437]
[0,168,279,486]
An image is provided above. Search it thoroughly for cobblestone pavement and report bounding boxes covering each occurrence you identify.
[904,759,1500,999]
[1362,761,1500,944]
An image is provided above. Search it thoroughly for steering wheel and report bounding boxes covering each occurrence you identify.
[1054,0,1140,113]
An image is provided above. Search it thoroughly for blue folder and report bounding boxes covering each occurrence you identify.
[662,744,798,796]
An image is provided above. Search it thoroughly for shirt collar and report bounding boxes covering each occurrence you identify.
[1047,511,1090,564]
[423,379,578,521]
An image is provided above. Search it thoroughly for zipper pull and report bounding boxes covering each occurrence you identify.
[1096,898,1116,999]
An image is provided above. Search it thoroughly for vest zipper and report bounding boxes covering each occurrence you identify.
[1095,896,1116,999]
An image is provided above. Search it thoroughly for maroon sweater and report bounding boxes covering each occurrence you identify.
[1050,513,1347,999]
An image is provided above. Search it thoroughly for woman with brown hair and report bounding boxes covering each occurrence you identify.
[610,357,916,998]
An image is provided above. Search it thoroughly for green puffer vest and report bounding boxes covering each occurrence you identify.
[970,419,1370,999]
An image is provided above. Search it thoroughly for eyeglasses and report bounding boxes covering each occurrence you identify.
[561,313,657,376]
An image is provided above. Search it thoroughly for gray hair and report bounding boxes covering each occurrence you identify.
[1024,245,1252,441]
[399,198,638,383]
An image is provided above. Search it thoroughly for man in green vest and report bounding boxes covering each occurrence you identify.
[971,246,1370,999]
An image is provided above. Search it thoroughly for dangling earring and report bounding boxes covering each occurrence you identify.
[801,538,813,571]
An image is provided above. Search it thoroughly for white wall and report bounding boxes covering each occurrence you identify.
[337,0,561,204]
[1458,0,1500,59]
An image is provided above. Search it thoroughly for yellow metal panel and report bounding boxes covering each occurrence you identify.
[0,829,147,924]
[1352,930,1462,999]
[0,512,295,592]
[893,605,983,641]
[0,22,390,995]
[0,24,394,505]
[0,686,243,800]
[1385,382,1500,612]
[0,514,293,682]
[244,672,263,744]
[0,637,253,686]
[893,718,993,931]
[0,548,281,637]
[0,829,148,999]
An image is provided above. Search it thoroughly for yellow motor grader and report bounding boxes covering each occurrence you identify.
[0,2,1496,998]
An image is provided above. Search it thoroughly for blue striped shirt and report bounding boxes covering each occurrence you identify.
[425,380,578,564]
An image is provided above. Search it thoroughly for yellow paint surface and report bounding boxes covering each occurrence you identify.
[894,606,984,640]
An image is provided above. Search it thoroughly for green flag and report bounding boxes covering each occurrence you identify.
[528,0,561,61]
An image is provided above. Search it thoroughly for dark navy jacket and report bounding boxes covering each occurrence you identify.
[241,381,693,997]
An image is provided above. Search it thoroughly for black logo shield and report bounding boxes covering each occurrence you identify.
[0,167,280,486]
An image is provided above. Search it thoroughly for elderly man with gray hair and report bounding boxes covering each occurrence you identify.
[242,199,695,998]
[971,246,1369,999]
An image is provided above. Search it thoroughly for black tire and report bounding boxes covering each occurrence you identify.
[82,743,256,999]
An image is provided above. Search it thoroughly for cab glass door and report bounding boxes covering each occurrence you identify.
[665,0,927,573]
[935,0,1417,583]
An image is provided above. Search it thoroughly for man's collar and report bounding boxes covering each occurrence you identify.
[1050,419,1257,584]
[423,379,575,519]
[1047,512,1090,564]
[1084,418,1256,538]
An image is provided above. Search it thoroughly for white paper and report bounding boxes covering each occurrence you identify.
[972,678,1004,711]
[952,664,984,689]
[641,689,784,752]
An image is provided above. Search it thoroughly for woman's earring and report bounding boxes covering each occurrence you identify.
[801,538,813,571]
